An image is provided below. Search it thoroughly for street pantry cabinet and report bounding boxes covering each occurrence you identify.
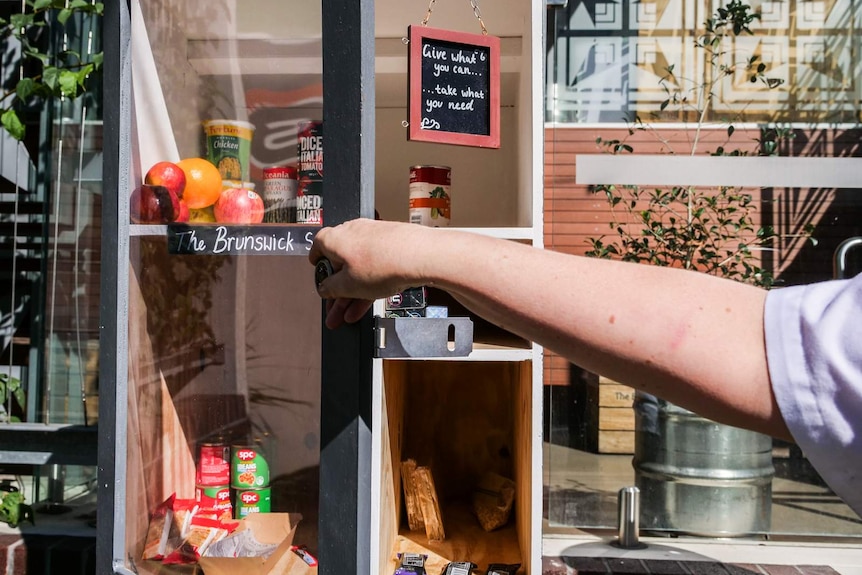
[99,1,543,574]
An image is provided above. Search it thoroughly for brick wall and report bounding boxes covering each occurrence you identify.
[542,125,862,392]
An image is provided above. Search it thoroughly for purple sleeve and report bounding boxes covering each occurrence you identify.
[764,275,862,517]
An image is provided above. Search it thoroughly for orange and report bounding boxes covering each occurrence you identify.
[176,157,222,209]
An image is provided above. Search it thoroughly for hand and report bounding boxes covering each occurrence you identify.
[309,218,431,328]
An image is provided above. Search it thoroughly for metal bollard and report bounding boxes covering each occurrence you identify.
[615,486,645,549]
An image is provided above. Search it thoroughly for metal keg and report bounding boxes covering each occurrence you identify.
[633,393,774,537]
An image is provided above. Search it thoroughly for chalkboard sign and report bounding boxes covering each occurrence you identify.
[408,26,500,149]
[167,223,318,256]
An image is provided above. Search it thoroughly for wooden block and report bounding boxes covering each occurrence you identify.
[598,383,636,408]
[598,406,635,431]
[401,459,425,532]
[413,466,446,541]
[598,430,635,454]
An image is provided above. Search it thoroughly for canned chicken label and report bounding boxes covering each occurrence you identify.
[196,484,232,515]
[296,179,323,225]
[409,165,451,227]
[262,166,298,223]
[231,445,270,488]
[233,487,272,519]
[203,120,255,181]
[297,121,323,180]
[196,443,230,486]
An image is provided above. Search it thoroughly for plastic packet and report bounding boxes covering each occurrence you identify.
[441,562,478,575]
[486,564,520,575]
[394,552,428,574]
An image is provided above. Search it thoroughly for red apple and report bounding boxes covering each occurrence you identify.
[130,184,179,224]
[145,161,186,200]
[175,199,190,223]
[214,187,264,224]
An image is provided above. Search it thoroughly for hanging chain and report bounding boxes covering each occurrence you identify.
[470,0,488,35]
[421,0,489,35]
[421,0,436,27]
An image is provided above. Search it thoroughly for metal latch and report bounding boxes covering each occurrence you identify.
[373,317,474,358]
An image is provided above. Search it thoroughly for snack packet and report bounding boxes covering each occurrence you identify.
[162,514,237,564]
[142,494,176,561]
[291,545,319,566]
[486,564,520,575]
[394,552,428,574]
[441,562,478,575]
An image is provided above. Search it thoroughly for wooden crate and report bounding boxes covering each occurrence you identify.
[377,360,533,575]
[594,377,636,454]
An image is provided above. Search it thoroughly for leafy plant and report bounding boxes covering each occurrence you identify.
[0,488,34,528]
[585,0,811,288]
[0,0,104,140]
[0,372,26,423]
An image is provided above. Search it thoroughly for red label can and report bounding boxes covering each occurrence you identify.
[297,121,323,181]
[262,166,298,223]
[409,165,451,227]
[196,484,232,515]
[196,443,230,486]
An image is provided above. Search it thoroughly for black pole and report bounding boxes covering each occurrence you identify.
[97,0,131,573]
[320,0,376,574]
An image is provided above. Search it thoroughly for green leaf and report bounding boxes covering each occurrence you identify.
[57,8,73,25]
[59,69,79,97]
[15,78,37,101]
[10,13,36,29]
[1,109,25,141]
[42,67,60,93]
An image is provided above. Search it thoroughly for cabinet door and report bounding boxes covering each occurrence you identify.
[99,0,375,573]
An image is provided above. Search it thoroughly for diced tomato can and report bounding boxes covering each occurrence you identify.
[195,484,232,515]
[409,165,451,227]
[233,486,272,519]
[262,166,298,223]
[296,178,323,225]
[297,121,323,181]
[196,442,230,486]
[231,445,270,488]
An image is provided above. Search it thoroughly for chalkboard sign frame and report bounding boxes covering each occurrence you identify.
[407,25,500,149]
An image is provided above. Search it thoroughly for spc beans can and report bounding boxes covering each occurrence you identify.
[297,121,323,181]
[233,486,272,519]
[196,484,232,516]
[409,165,451,227]
[231,445,270,488]
[196,442,230,486]
[262,166,298,223]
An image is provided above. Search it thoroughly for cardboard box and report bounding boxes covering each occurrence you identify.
[198,513,302,575]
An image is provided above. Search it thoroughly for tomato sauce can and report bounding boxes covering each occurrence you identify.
[297,121,323,181]
[296,178,323,225]
[196,484,232,515]
[233,486,272,519]
[262,166,298,223]
[409,165,451,227]
[196,442,230,486]
[231,445,270,488]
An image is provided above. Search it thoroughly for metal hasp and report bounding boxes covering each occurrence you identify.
[614,486,645,549]
[833,237,862,279]
[374,317,474,358]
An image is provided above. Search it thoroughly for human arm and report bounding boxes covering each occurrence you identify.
[309,218,789,440]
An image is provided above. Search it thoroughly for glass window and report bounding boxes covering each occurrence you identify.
[544,0,862,540]
[123,1,323,570]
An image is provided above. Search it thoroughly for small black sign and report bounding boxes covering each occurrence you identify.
[408,26,500,148]
[167,223,318,256]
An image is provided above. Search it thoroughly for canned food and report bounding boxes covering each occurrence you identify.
[231,445,270,488]
[233,486,272,519]
[296,179,323,225]
[297,121,323,181]
[196,484,232,515]
[262,166,298,223]
[409,165,451,227]
[203,120,255,181]
[196,443,230,486]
